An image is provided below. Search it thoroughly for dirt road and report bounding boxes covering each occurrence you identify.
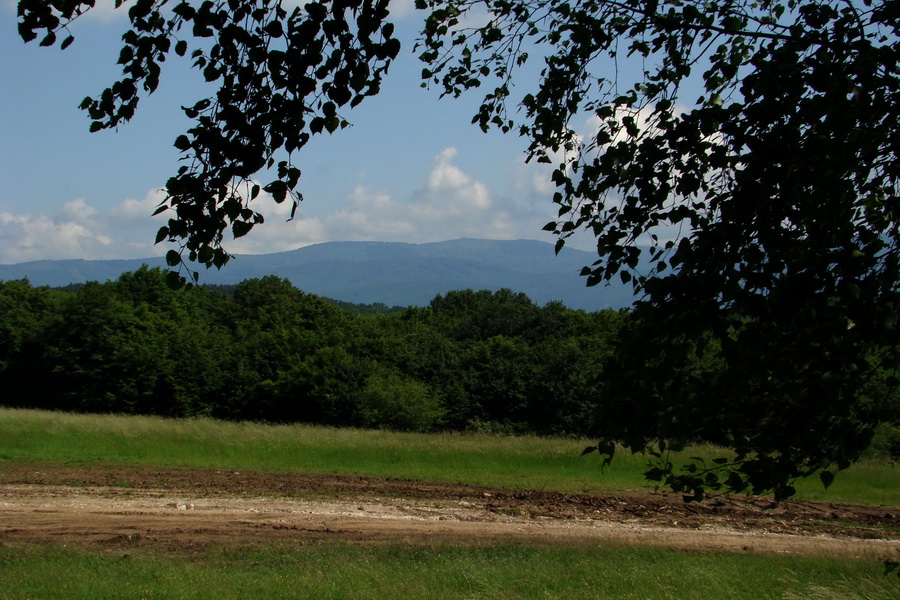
[1,464,898,559]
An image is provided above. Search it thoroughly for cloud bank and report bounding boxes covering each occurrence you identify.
[1,147,566,264]
[0,190,170,264]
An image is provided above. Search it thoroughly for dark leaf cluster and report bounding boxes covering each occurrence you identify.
[418,0,900,500]
[19,0,401,276]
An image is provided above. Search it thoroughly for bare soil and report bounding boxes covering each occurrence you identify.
[1,464,898,559]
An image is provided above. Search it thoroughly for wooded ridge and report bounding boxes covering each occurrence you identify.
[0,239,636,310]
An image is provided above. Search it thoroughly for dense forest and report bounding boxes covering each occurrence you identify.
[2,267,897,459]
[0,267,624,436]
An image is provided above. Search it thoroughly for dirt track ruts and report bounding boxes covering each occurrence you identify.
[1,464,898,559]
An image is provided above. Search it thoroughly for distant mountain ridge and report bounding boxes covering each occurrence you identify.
[0,238,637,310]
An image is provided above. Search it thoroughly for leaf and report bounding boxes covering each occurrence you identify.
[117,46,134,65]
[175,40,188,57]
[644,467,666,482]
[60,36,75,50]
[264,180,288,203]
[884,560,900,579]
[212,249,230,269]
[305,2,327,21]
[683,488,704,503]
[18,25,37,44]
[172,2,196,19]
[232,220,253,238]
[165,270,184,289]
[722,16,744,32]
[819,470,834,489]
[197,245,213,264]
[173,135,191,151]
[581,445,598,456]
[263,20,283,38]
[328,85,352,107]
[203,64,219,82]
[324,116,340,133]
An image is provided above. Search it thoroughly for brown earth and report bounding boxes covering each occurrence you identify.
[1,464,898,559]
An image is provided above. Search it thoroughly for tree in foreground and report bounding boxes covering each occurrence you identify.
[18,0,899,499]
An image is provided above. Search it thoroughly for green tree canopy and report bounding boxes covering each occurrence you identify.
[18,0,899,498]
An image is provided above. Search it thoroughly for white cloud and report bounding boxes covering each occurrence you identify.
[322,147,554,245]
[0,212,105,263]
[0,189,171,264]
[111,193,161,221]
[511,154,562,200]
[181,147,535,255]
[57,198,98,224]
[388,0,418,18]
[423,147,492,212]
[220,185,329,255]
[327,185,417,239]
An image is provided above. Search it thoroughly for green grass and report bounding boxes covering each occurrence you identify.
[0,408,897,506]
[1,543,897,600]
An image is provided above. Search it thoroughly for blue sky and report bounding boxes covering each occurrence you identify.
[1,0,607,265]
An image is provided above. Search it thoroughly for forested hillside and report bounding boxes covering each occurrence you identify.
[0,268,625,435]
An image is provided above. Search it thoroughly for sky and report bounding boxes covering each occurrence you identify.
[0,0,608,265]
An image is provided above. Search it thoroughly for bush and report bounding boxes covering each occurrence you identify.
[357,371,445,432]
[868,423,900,460]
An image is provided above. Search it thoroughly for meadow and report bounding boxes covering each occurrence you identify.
[1,408,898,600]
[1,408,897,506]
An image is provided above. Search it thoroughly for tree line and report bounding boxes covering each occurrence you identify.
[0,267,626,436]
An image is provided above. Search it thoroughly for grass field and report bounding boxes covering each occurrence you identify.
[1,408,898,600]
[1,542,898,600]
[0,408,897,506]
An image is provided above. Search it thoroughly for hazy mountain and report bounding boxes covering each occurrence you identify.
[0,238,638,310]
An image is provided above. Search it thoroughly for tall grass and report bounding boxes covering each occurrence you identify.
[1,408,897,505]
[1,543,897,600]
